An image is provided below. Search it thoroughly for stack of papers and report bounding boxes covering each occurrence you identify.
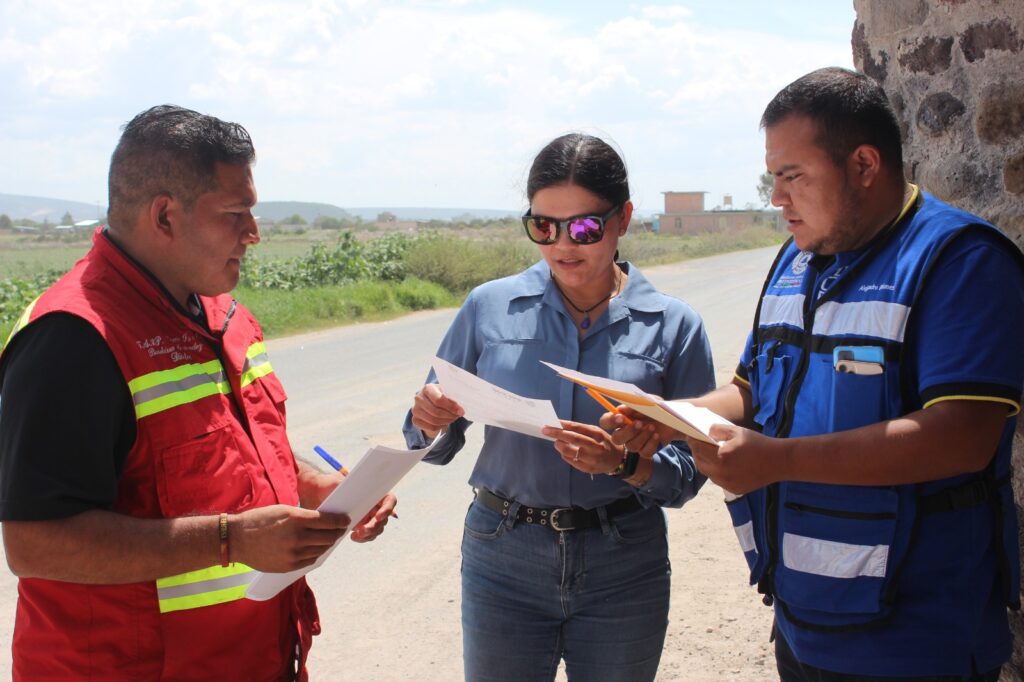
[541,362,731,445]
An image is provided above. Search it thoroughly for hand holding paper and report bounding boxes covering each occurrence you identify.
[431,357,561,440]
[541,361,732,445]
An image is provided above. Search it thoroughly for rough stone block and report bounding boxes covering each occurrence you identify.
[976,81,1024,143]
[960,19,1023,63]
[1006,152,1024,195]
[854,0,929,36]
[921,161,991,202]
[899,35,955,74]
[916,92,967,135]
[853,21,889,83]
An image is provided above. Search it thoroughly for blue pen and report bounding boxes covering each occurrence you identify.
[313,444,347,475]
[313,445,397,519]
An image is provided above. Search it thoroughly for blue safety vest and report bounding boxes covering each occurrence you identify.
[726,190,1022,666]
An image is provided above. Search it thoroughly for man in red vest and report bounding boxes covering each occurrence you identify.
[0,105,397,680]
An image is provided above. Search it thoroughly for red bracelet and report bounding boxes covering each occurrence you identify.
[219,513,230,567]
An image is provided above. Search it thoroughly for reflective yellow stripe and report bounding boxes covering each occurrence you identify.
[923,394,1021,417]
[240,341,274,388]
[3,295,42,349]
[128,359,231,419]
[158,582,251,614]
[128,359,224,393]
[156,562,254,614]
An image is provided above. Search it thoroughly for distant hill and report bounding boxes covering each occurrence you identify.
[0,193,105,223]
[343,207,518,222]
[0,193,518,225]
[253,201,352,222]
[257,202,517,223]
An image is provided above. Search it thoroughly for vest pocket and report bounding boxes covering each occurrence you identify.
[156,422,257,516]
[774,483,898,618]
[826,360,887,432]
[749,342,789,433]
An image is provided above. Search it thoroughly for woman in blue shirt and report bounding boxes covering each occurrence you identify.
[403,133,715,682]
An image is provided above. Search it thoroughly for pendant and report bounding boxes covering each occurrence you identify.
[580,314,591,330]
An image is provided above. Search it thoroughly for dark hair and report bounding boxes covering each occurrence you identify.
[761,67,903,171]
[526,133,629,208]
[107,105,255,230]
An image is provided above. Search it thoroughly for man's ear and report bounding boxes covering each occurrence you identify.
[849,145,882,188]
[147,194,177,241]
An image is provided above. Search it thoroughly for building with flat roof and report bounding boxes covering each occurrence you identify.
[655,191,783,235]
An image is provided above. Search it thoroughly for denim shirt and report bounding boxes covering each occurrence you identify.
[403,260,715,509]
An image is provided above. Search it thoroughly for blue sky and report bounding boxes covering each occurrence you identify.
[0,1,856,214]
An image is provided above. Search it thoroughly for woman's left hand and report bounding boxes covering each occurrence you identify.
[542,420,626,475]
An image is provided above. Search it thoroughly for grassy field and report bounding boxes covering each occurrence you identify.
[0,225,785,342]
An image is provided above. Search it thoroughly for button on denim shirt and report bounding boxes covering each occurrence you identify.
[403,260,715,509]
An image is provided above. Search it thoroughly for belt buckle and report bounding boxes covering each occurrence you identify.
[549,508,575,531]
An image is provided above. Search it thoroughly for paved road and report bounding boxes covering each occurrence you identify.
[0,245,780,680]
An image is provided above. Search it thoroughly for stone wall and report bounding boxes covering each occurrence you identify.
[852,0,1024,677]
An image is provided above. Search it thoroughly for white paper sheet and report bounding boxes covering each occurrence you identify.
[431,356,561,440]
[245,437,438,601]
[540,361,732,445]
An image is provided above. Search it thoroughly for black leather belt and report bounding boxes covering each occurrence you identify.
[475,488,644,532]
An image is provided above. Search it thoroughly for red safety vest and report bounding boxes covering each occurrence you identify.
[4,228,319,681]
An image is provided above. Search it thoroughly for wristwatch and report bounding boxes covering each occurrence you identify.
[609,450,640,479]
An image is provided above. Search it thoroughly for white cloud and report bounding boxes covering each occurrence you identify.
[1,0,855,210]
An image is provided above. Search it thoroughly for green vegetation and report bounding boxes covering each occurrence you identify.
[0,223,785,342]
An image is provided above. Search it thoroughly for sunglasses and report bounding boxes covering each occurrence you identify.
[522,205,621,245]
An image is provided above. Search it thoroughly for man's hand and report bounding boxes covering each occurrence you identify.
[231,505,349,573]
[688,424,787,495]
[411,383,464,439]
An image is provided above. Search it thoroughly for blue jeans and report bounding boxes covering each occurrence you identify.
[460,496,671,682]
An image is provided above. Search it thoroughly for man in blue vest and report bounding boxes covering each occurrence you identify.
[608,67,1024,680]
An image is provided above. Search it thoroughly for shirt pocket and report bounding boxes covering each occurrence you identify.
[774,483,898,618]
[476,338,547,395]
[155,420,257,517]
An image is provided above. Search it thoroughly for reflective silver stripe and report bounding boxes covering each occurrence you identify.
[132,368,229,405]
[243,350,270,372]
[812,300,910,342]
[782,532,889,579]
[734,521,757,554]
[157,569,255,601]
[759,294,806,328]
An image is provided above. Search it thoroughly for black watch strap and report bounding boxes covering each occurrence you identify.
[610,451,640,478]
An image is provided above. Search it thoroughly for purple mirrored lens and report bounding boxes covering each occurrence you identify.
[568,217,602,243]
[527,218,556,243]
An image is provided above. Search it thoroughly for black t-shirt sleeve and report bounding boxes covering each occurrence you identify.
[0,313,136,520]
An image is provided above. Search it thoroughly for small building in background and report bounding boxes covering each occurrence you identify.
[656,191,783,235]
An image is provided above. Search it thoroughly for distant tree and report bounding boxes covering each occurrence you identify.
[315,216,343,230]
[377,211,397,223]
[757,172,774,207]
[281,213,307,225]
[61,211,74,226]
[0,214,12,230]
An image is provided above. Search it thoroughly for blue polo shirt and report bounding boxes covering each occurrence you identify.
[403,260,715,510]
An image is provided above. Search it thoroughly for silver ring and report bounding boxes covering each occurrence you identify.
[573,451,580,462]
